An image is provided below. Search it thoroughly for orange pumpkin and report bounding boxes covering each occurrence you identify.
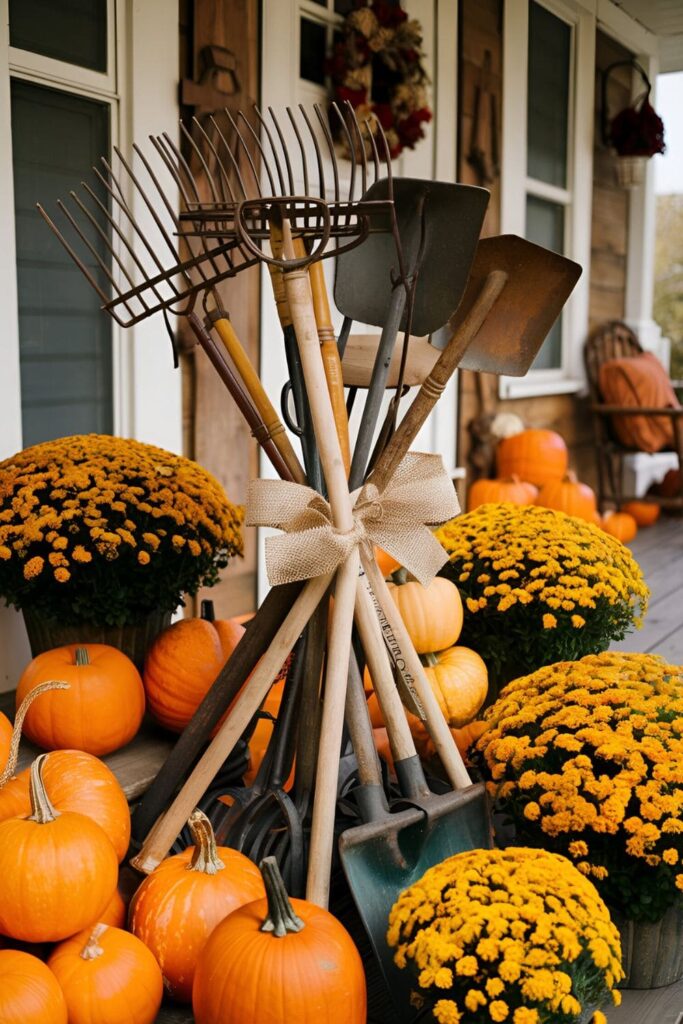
[0,713,11,775]
[622,500,661,527]
[49,924,163,1024]
[421,646,488,728]
[16,644,145,756]
[97,886,127,929]
[535,470,597,521]
[496,428,568,487]
[0,749,131,863]
[374,546,401,578]
[192,856,366,1024]
[467,475,538,511]
[602,511,638,543]
[0,755,118,942]
[143,600,245,732]
[0,949,68,1024]
[386,575,463,654]
[129,810,265,1003]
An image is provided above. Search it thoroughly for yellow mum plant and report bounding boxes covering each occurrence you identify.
[0,434,243,626]
[436,504,648,692]
[387,847,623,1024]
[474,652,683,922]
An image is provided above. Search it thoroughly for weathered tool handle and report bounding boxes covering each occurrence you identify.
[367,269,508,494]
[309,259,352,476]
[131,572,333,873]
[131,580,305,844]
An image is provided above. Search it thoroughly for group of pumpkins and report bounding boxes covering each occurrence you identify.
[467,427,661,542]
[0,672,368,1021]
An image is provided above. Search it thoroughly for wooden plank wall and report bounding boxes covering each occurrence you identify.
[179,0,260,617]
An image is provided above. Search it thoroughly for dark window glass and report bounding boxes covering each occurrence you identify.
[526,195,565,369]
[334,0,355,13]
[11,80,113,445]
[310,0,327,5]
[527,2,570,187]
[300,18,327,85]
[9,0,107,73]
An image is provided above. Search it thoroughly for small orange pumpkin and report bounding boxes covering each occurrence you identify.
[129,810,265,1003]
[467,475,538,511]
[16,644,145,756]
[97,886,127,929]
[0,755,118,942]
[192,856,366,1024]
[602,511,638,543]
[496,428,568,487]
[421,646,488,728]
[374,546,401,578]
[535,470,597,521]
[0,949,68,1024]
[49,924,163,1024]
[622,500,661,527]
[386,574,463,654]
[143,600,245,732]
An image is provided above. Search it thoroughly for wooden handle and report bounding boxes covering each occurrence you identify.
[210,313,307,485]
[308,259,351,476]
[368,269,508,494]
[131,572,333,874]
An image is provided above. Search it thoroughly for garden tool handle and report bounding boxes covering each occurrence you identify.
[345,653,389,823]
[308,258,352,477]
[367,269,508,495]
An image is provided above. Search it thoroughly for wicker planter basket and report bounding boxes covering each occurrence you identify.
[612,901,683,989]
[22,606,172,670]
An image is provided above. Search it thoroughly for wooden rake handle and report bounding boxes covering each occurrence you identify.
[308,259,352,477]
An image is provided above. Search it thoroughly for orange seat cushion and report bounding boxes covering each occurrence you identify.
[598,352,680,453]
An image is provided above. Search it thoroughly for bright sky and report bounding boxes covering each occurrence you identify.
[654,71,683,195]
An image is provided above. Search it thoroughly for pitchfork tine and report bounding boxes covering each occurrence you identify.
[253,106,286,197]
[151,135,197,209]
[111,147,182,265]
[311,104,338,233]
[362,116,381,185]
[286,106,309,198]
[36,203,110,305]
[69,189,142,302]
[231,109,270,197]
[180,123,220,203]
[300,104,326,203]
[347,107,369,196]
[191,116,236,204]
[267,107,295,197]
[207,115,243,201]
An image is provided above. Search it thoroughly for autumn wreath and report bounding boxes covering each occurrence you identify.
[328,0,432,159]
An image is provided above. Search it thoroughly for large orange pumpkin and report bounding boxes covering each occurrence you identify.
[0,949,68,1024]
[496,428,568,487]
[192,856,366,1024]
[421,646,488,728]
[622,500,661,527]
[0,713,11,775]
[0,749,131,863]
[49,924,163,1024]
[129,810,265,1003]
[0,755,118,942]
[16,644,145,756]
[386,575,463,654]
[602,511,638,543]
[143,600,245,732]
[535,470,597,521]
[467,475,538,511]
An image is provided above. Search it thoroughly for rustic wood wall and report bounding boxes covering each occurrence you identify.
[179,0,260,616]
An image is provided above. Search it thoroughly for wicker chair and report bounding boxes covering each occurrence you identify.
[584,321,683,511]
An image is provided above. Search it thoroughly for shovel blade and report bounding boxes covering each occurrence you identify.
[339,783,491,1022]
[334,178,489,338]
[433,235,582,376]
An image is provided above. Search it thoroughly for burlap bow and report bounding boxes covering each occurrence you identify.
[246,452,459,587]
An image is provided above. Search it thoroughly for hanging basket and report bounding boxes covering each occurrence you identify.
[615,154,648,188]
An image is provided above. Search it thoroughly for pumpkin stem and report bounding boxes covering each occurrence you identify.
[75,647,90,667]
[200,599,215,622]
[391,567,408,586]
[28,753,60,824]
[187,809,225,874]
[0,681,70,787]
[421,652,439,668]
[80,923,108,960]
[259,856,304,937]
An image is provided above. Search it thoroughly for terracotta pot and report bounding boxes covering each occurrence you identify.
[21,606,172,670]
[612,901,683,988]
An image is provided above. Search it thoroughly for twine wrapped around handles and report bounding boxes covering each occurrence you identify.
[247,451,459,587]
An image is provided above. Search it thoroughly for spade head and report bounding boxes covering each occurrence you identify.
[334,178,489,338]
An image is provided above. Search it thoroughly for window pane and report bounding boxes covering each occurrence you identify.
[526,195,564,369]
[527,2,570,187]
[9,0,107,73]
[11,80,113,446]
[300,18,327,84]
[334,0,355,13]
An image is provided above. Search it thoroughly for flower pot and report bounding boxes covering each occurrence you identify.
[615,155,647,188]
[612,902,683,988]
[22,606,172,670]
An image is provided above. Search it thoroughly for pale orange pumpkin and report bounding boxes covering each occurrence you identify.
[129,809,264,1003]
[622,500,661,527]
[192,857,366,1024]
[0,748,131,863]
[421,646,488,728]
[16,644,145,756]
[0,755,118,942]
[49,924,163,1024]
[467,475,538,511]
[143,600,245,732]
[373,546,401,578]
[496,428,568,487]
[602,511,638,544]
[0,949,68,1024]
[535,471,597,521]
[386,575,463,654]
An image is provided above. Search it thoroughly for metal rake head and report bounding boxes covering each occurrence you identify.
[36,102,396,330]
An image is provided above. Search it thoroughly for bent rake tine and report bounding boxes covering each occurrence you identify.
[254,105,287,198]
[287,106,310,198]
[112,147,183,265]
[208,114,248,201]
[68,190,141,305]
[193,116,238,204]
[180,121,221,204]
[236,109,276,197]
[267,106,296,198]
[36,204,110,305]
